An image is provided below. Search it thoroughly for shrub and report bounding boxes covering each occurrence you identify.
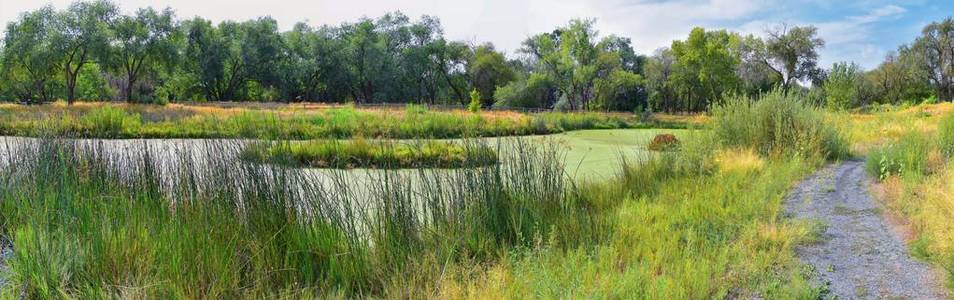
[468,89,481,113]
[647,133,680,151]
[710,89,849,160]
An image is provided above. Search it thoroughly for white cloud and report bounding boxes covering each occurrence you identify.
[815,5,906,68]
[517,0,771,54]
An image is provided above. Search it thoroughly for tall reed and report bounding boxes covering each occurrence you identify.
[0,136,591,297]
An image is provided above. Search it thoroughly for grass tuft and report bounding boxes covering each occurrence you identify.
[711,89,849,161]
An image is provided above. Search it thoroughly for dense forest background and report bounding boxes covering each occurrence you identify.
[0,1,951,112]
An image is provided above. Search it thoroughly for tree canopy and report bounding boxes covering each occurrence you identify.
[0,0,950,111]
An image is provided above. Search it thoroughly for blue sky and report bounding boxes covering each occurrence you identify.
[1,0,951,69]
[707,0,953,68]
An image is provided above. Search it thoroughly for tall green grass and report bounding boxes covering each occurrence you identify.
[866,132,933,180]
[0,137,601,297]
[938,113,954,156]
[711,89,849,160]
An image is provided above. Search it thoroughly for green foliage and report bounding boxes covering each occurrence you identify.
[1,6,61,103]
[593,69,644,111]
[468,89,481,112]
[710,89,848,160]
[51,0,118,104]
[497,157,821,298]
[494,73,555,109]
[764,25,825,90]
[468,43,515,104]
[75,63,114,101]
[108,7,179,102]
[866,132,931,180]
[669,27,741,112]
[823,62,862,110]
[911,17,954,101]
[518,19,646,110]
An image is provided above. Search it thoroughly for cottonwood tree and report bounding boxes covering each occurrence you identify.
[763,24,825,91]
[1,7,60,103]
[668,27,740,112]
[823,62,862,110]
[51,0,117,104]
[109,7,179,102]
[431,39,470,104]
[518,19,644,110]
[644,48,676,112]
[736,34,781,95]
[912,17,954,101]
[467,43,515,106]
[867,47,932,104]
[184,17,284,101]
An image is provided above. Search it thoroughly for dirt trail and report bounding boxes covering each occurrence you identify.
[784,161,947,299]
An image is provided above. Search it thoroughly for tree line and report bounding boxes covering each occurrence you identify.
[0,1,951,112]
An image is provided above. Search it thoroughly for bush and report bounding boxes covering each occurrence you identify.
[468,89,481,113]
[647,134,680,151]
[710,89,849,160]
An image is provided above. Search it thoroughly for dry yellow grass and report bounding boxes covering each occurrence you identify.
[653,113,709,126]
[835,102,954,154]
[712,147,765,174]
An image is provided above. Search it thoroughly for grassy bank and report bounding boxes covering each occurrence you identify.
[0,90,847,297]
[0,138,598,297]
[239,139,498,169]
[865,112,954,288]
[432,90,845,298]
[0,102,683,139]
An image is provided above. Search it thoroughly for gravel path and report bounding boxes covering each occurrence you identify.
[784,161,947,299]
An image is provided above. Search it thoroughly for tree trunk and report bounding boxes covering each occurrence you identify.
[125,80,134,103]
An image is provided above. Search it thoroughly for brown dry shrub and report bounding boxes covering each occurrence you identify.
[647,134,680,152]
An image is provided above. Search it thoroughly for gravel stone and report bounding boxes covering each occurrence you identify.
[784,161,947,299]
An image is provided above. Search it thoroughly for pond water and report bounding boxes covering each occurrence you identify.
[0,128,685,179]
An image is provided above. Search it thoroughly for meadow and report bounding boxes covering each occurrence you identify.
[0,90,873,298]
[2,94,954,298]
[855,105,954,289]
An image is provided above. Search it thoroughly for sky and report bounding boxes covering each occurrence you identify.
[1,0,951,69]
